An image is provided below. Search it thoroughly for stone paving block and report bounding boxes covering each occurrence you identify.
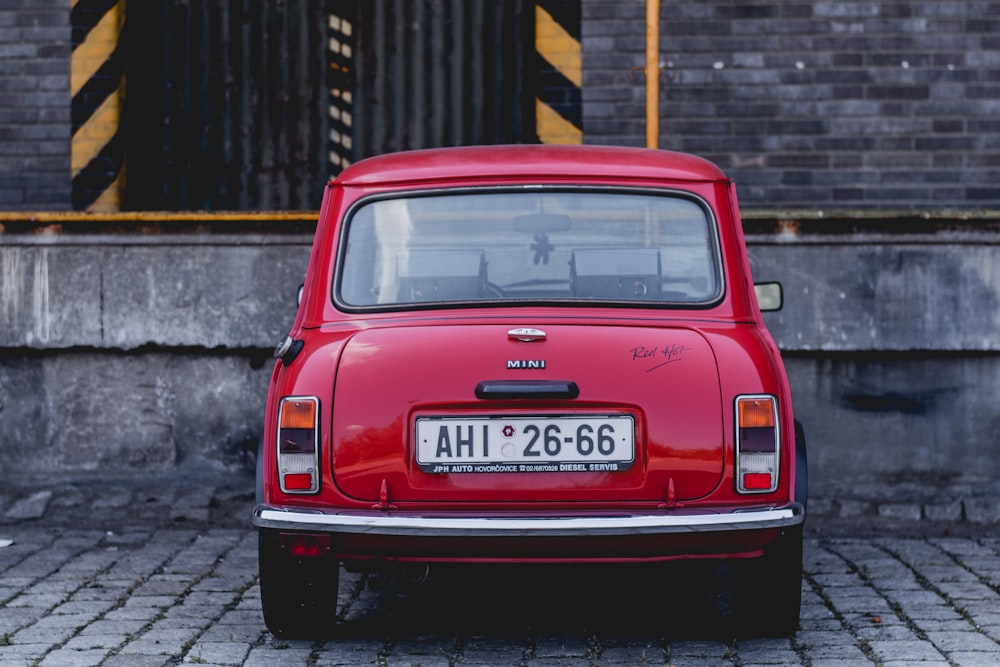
[836,499,872,517]
[0,644,48,664]
[534,639,591,659]
[801,643,870,662]
[38,648,108,667]
[10,624,77,645]
[659,656,730,667]
[458,649,532,667]
[591,645,664,666]
[936,582,997,600]
[131,577,193,597]
[198,624,265,643]
[62,634,125,651]
[185,642,252,665]
[242,647,315,666]
[51,599,116,617]
[4,492,52,520]
[924,500,964,521]
[852,623,920,641]
[100,655,173,667]
[964,497,1000,524]
[878,502,923,521]
[945,652,1000,666]
[119,627,201,655]
[79,619,146,637]
[867,639,947,662]
[925,630,1000,653]
[101,606,162,623]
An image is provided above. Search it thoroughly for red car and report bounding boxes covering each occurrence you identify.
[254,144,806,638]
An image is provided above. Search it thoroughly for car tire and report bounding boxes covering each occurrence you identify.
[732,524,803,637]
[258,529,340,639]
[795,420,808,512]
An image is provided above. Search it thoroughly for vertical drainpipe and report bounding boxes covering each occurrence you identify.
[646,0,660,149]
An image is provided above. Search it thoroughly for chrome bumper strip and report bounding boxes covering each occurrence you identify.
[252,504,804,537]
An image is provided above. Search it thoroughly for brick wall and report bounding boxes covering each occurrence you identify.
[0,1,70,210]
[583,1,1000,209]
[1,2,998,211]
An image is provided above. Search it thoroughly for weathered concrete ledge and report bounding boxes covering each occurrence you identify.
[1,211,999,487]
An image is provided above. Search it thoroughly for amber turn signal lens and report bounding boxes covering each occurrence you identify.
[280,399,317,429]
[738,397,775,428]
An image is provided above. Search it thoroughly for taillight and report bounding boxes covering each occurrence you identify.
[276,397,320,494]
[736,395,779,494]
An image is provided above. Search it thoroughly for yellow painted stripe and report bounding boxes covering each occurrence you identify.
[536,99,583,145]
[88,170,124,211]
[71,85,121,176]
[0,211,318,223]
[71,7,122,98]
[535,5,582,88]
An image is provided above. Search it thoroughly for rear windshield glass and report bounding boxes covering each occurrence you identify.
[338,190,721,308]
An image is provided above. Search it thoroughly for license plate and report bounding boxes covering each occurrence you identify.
[415,415,635,473]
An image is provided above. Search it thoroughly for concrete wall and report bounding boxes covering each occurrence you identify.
[0,220,310,480]
[2,215,999,492]
[746,216,1000,492]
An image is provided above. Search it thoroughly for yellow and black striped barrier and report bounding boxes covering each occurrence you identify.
[71,0,126,212]
[535,0,582,144]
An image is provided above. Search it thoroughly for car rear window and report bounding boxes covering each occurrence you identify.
[337,189,722,309]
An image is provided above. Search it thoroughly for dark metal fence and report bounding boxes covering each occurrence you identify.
[125,1,534,211]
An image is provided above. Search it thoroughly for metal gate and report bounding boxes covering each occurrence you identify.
[349,0,532,158]
[124,1,536,211]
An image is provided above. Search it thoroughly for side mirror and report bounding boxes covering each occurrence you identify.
[297,284,304,306]
[754,282,783,312]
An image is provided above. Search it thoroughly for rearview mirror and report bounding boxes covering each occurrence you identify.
[754,282,783,312]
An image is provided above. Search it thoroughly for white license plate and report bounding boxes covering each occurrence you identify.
[415,415,635,473]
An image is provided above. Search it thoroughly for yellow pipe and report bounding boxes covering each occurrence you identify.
[0,211,318,223]
[646,0,660,149]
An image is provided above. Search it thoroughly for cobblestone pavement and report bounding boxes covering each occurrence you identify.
[1,475,1000,666]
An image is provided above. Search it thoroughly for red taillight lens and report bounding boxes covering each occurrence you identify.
[736,395,779,494]
[276,397,320,494]
[280,533,331,558]
[742,472,774,490]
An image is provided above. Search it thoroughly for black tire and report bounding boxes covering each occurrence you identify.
[732,524,803,637]
[794,420,808,512]
[258,529,340,639]
[255,435,264,506]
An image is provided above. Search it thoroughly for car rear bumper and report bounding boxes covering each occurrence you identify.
[253,503,804,537]
[253,504,804,562]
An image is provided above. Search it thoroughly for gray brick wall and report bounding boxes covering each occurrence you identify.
[583,0,1000,209]
[1,2,998,211]
[0,2,71,210]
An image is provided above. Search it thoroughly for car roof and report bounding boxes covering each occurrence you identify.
[332,144,729,187]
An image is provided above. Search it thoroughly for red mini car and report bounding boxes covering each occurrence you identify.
[254,144,806,638]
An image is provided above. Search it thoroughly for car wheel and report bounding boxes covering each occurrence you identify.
[732,524,803,637]
[795,420,808,512]
[258,529,340,639]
